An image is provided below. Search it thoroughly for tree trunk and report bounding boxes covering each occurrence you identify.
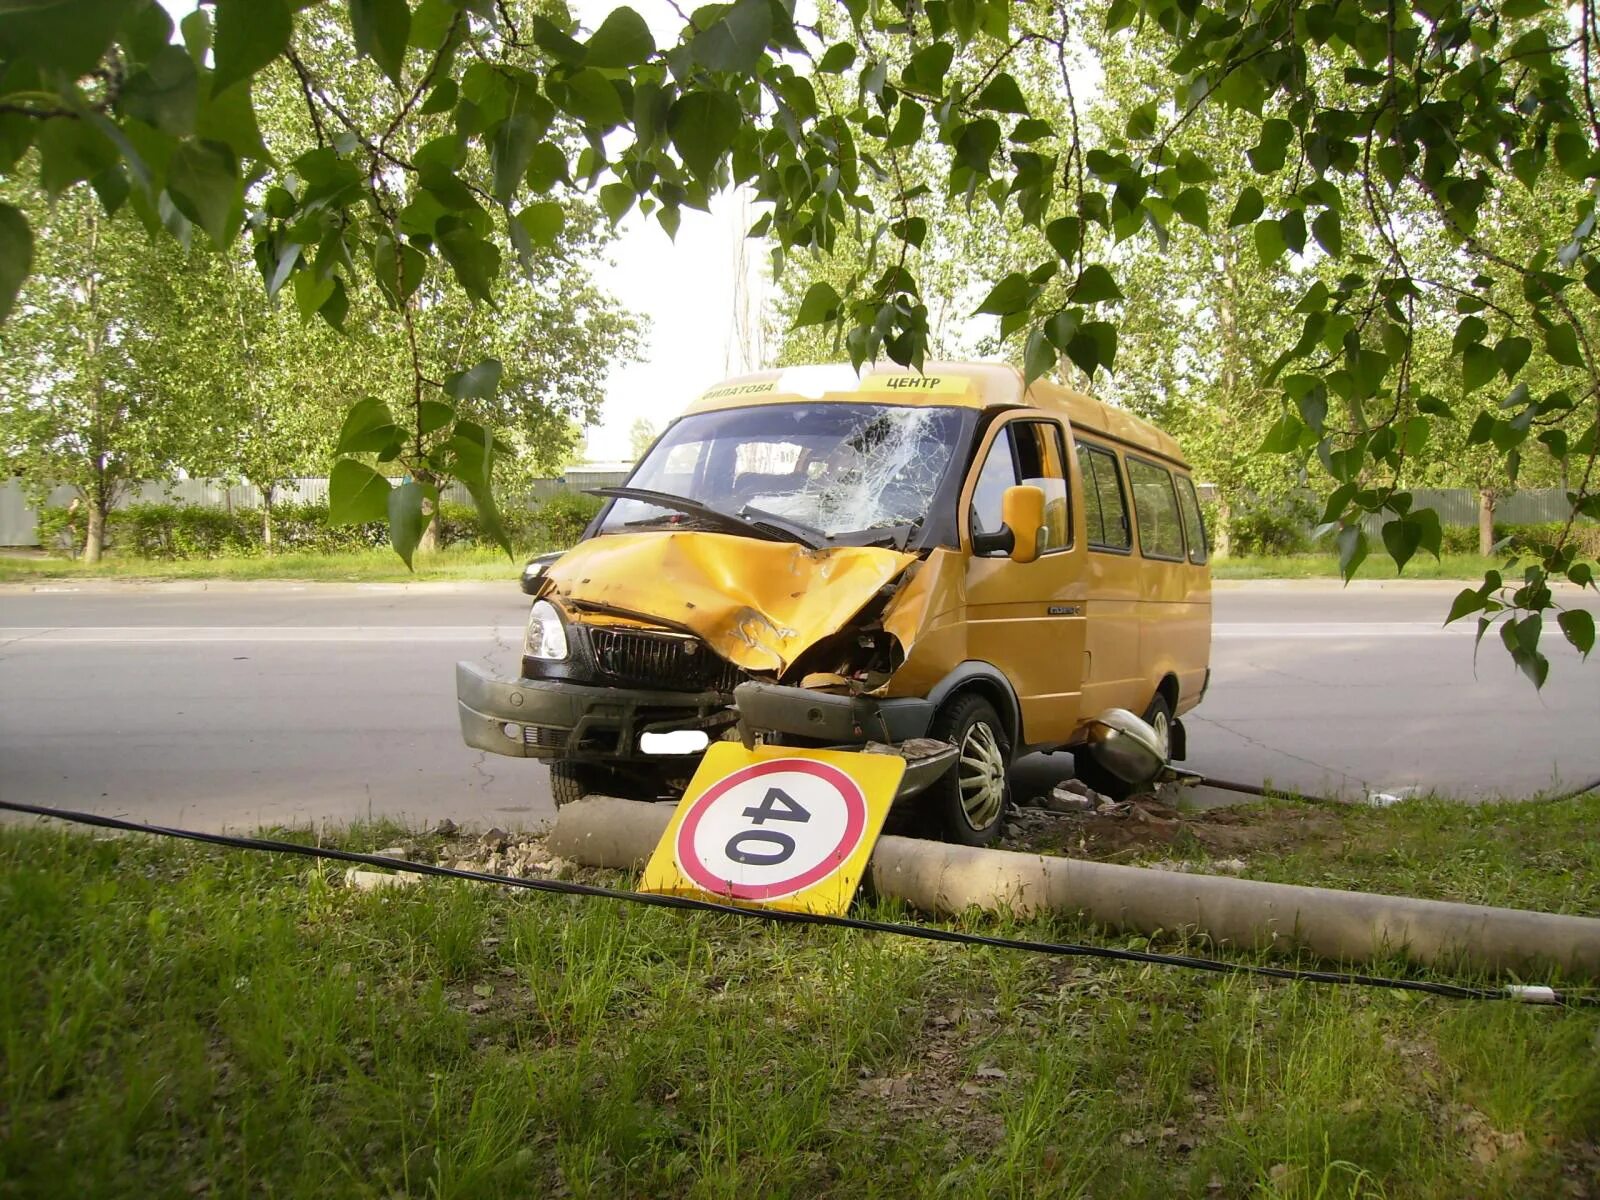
[261,484,274,553]
[1213,499,1233,558]
[1478,490,1497,557]
[83,503,105,564]
[415,469,440,555]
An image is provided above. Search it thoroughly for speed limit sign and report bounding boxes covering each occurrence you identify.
[640,744,905,914]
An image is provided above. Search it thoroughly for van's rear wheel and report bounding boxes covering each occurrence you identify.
[925,694,1011,846]
[1071,692,1172,801]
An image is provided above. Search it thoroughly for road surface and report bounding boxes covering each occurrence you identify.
[2,579,1597,832]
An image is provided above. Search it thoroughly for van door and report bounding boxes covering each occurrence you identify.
[959,414,1085,746]
[1125,455,1210,711]
[1072,439,1146,716]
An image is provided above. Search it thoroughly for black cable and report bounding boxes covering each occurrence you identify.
[1194,775,1600,807]
[3,797,1596,1008]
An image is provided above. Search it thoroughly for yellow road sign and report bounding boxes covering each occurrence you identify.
[639,743,906,915]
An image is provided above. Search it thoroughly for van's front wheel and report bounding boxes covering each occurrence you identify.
[926,694,1011,846]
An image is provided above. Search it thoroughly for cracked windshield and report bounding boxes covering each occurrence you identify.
[599,403,967,538]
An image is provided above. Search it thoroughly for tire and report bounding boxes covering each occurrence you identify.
[925,693,1012,846]
[549,759,686,806]
[1071,691,1173,801]
[549,759,610,808]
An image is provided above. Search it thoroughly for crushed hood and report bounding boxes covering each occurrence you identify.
[541,532,916,675]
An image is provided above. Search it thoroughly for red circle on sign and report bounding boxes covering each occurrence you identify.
[675,758,869,900]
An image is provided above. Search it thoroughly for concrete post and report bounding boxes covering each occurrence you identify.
[547,797,1600,979]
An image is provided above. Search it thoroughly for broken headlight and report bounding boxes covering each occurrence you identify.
[523,599,569,660]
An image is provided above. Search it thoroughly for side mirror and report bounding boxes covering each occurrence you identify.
[1001,485,1046,564]
[970,484,1047,563]
[519,551,564,595]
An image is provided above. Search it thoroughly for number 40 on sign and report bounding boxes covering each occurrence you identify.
[639,744,906,915]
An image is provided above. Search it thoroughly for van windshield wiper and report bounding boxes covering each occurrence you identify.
[587,487,825,550]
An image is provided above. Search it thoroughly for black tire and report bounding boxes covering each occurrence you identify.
[1071,691,1173,801]
[549,759,610,808]
[924,694,1012,846]
[549,759,687,806]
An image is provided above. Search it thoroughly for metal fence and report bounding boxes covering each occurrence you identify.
[0,471,632,547]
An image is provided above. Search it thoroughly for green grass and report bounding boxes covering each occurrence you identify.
[0,546,527,584]
[1211,552,1502,580]
[3,798,1599,1197]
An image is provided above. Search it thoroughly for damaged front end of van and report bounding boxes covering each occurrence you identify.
[456,392,982,805]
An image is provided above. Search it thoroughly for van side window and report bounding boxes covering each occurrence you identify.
[970,421,1072,555]
[1012,422,1071,551]
[969,431,1017,548]
[1126,457,1186,561]
[1076,442,1131,551]
[1175,475,1209,564]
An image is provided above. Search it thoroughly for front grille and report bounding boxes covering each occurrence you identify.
[587,627,744,693]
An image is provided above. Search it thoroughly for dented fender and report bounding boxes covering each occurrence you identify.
[541,532,917,675]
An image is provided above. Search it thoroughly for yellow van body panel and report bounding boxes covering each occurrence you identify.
[539,532,914,675]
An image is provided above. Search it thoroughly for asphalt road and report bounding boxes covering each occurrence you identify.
[2,579,1597,832]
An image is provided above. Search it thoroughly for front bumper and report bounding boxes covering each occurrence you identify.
[456,661,735,762]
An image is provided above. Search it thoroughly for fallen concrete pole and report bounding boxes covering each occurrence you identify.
[547,797,1600,979]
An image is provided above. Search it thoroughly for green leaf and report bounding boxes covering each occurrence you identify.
[975,272,1035,316]
[902,43,954,96]
[335,397,403,454]
[212,0,290,95]
[1045,216,1082,260]
[388,480,430,569]
[516,201,565,247]
[292,269,334,322]
[1260,413,1305,454]
[198,80,268,160]
[1545,323,1585,368]
[599,182,634,224]
[36,119,118,198]
[1311,209,1341,257]
[670,91,740,179]
[373,236,426,307]
[1024,328,1056,383]
[328,459,394,525]
[1071,264,1122,304]
[1495,335,1532,380]
[418,400,454,435]
[1463,343,1496,392]
[817,42,855,73]
[350,0,411,85]
[420,80,457,114]
[445,358,504,400]
[0,204,32,324]
[438,229,501,304]
[490,111,546,202]
[1336,524,1368,580]
[953,119,1001,177]
[1381,516,1421,573]
[975,73,1028,114]
[691,0,771,73]
[1445,587,1486,624]
[121,45,198,137]
[1228,186,1264,227]
[1559,608,1595,657]
[166,139,242,248]
[793,281,842,327]
[1253,219,1286,266]
[883,99,925,151]
[1171,187,1209,231]
[552,68,626,129]
[585,6,655,67]
[1064,323,1116,378]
